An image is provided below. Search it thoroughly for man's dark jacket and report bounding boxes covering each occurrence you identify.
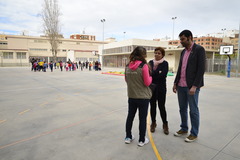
[174,43,206,88]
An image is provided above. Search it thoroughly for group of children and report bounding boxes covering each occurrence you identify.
[30,58,102,72]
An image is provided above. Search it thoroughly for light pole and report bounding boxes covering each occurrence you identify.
[221,28,226,38]
[221,28,226,60]
[0,51,3,67]
[172,17,177,40]
[123,32,126,40]
[100,19,105,66]
[236,23,240,77]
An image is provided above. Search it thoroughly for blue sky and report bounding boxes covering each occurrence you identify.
[0,0,239,41]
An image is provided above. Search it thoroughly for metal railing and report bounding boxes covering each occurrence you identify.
[205,58,240,77]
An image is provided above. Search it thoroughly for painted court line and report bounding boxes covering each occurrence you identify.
[0,120,7,124]
[146,92,174,159]
[0,107,125,150]
[147,113,163,160]
[39,102,48,107]
[18,109,31,115]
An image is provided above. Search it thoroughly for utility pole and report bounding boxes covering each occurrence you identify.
[236,22,240,77]
[172,17,177,40]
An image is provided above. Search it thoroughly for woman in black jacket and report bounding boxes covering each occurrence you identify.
[149,47,169,135]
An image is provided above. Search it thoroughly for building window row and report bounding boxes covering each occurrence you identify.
[0,42,8,45]
[105,46,132,54]
[3,52,13,59]
[34,40,47,43]
[29,48,48,51]
[2,52,27,59]
[50,49,61,52]
[29,48,69,52]
[75,57,88,62]
[17,52,26,59]
[105,45,156,54]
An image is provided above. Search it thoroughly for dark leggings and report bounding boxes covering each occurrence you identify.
[150,89,167,124]
[126,98,149,142]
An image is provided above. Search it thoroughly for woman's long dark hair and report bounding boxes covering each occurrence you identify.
[129,46,147,63]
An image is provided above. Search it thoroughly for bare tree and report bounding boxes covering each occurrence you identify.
[42,0,61,62]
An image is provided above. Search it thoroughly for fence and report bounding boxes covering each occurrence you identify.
[1,58,240,77]
[206,58,240,77]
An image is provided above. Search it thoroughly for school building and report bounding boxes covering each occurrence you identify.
[0,34,109,67]
[0,34,221,72]
[101,39,219,72]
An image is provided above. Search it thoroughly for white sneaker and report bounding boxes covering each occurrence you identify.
[125,135,135,144]
[138,137,149,147]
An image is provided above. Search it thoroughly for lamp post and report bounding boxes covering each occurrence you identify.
[172,17,177,40]
[0,51,3,67]
[221,28,226,38]
[123,32,126,40]
[236,23,240,77]
[221,28,226,60]
[100,19,105,66]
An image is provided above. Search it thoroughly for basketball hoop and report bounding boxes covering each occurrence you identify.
[219,45,234,55]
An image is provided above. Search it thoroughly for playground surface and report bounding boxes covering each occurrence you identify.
[0,67,240,160]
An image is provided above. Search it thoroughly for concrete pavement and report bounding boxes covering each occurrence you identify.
[0,67,239,160]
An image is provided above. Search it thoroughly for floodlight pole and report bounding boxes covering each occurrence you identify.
[236,22,240,77]
[172,17,177,40]
[100,19,105,67]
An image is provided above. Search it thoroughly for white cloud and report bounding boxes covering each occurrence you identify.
[0,0,239,40]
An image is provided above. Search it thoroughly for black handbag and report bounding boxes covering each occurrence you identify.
[149,83,157,92]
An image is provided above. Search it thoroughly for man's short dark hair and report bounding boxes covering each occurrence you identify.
[179,30,193,40]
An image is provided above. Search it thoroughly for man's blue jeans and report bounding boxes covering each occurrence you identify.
[177,86,200,137]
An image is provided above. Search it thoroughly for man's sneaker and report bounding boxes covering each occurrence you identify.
[174,130,188,137]
[138,137,149,147]
[185,135,197,143]
[125,135,135,144]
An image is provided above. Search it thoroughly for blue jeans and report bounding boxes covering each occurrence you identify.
[126,98,149,142]
[177,86,200,137]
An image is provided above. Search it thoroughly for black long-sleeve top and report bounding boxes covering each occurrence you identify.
[149,60,169,92]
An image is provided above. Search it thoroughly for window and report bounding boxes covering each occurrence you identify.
[50,49,61,52]
[75,57,88,62]
[0,42,7,45]
[29,48,48,51]
[80,35,89,40]
[3,52,13,59]
[34,40,47,43]
[89,58,98,62]
[17,52,26,59]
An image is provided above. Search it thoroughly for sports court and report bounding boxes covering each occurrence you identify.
[0,67,239,160]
